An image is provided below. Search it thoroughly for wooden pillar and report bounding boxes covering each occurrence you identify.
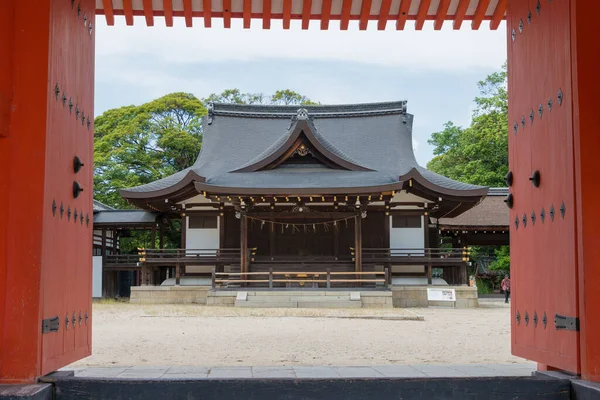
[101,229,107,257]
[449,235,460,286]
[423,215,431,285]
[180,215,187,249]
[219,212,225,249]
[175,263,180,286]
[333,221,339,258]
[159,222,164,249]
[101,229,108,296]
[150,225,156,249]
[354,215,362,274]
[384,212,391,283]
[460,236,469,286]
[269,221,276,259]
[240,215,248,279]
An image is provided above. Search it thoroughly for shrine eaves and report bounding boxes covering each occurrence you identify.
[96,0,506,30]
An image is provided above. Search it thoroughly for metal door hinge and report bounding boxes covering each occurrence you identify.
[555,314,580,331]
[42,316,60,334]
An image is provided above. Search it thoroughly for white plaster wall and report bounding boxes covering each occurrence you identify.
[92,256,103,298]
[389,215,425,253]
[185,216,219,250]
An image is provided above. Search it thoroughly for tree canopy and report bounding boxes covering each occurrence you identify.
[427,64,508,187]
[428,65,510,275]
[94,89,317,209]
[94,92,205,209]
[202,88,318,106]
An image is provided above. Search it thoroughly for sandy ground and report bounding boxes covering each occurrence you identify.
[70,301,530,368]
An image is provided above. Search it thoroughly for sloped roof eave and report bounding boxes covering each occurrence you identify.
[193,180,404,195]
[400,168,489,200]
[119,170,205,200]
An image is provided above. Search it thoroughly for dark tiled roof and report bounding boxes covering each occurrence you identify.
[435,188,509,228]
[93,210,159,225]
[121,102,486,201]
[93,200,115,212]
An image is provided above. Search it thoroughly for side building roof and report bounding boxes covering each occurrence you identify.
[434,188,509,229]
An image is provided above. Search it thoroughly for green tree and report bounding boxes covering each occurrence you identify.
[427,64,508,187]
[94,89,318,210]
[428,65,510,282]
[270,89,319,105]
[203,88,318,106]
[94,92,205,209]
[202,88,267,105]
[489,246,510,272]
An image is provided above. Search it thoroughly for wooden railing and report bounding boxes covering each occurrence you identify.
[212,268,389,289]
[103,247,469,269]
[361,247,470,266]
[103,253,143,267]
[104,248,243,267]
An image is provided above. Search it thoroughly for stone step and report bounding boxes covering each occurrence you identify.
[297,301,361,308]
[247,295,352,302]
[234,300,361,308]
[245,291,351,296]
[235,301,299,308]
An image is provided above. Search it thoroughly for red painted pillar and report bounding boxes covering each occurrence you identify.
[0,0,95,383]
[571,0,600,383]
[507,0,600,382]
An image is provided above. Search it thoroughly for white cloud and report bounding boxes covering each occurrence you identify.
[95,16,506,72]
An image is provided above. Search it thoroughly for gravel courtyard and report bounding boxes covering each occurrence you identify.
[69,301,531,368]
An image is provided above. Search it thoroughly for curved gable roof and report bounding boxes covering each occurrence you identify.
[233,110,372,172]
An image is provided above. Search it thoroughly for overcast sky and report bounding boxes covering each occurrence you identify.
[95,17,506,166]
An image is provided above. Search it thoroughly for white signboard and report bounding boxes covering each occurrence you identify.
[427,288,456,302]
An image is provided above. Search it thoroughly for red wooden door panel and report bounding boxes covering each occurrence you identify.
[507,0,579,373]
[40,0,95,375]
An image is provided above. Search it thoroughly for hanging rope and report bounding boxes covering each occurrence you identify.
[245,215,355,233]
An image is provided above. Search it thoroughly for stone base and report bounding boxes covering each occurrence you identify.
[392,286,479,308]
[535,370,600,400]
[0,384,52,400]
[129,286,210,304]
[128,285,477,308]
[46,374,570,400]
[208,290,393,309]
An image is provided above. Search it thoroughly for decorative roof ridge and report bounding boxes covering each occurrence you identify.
[208,101,408,121]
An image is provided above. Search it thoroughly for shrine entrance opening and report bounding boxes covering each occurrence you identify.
[1,0,599,385]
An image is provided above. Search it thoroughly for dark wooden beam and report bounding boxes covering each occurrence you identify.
[427,264,433,285]
[269,222,276,258]
[159,224,164,249]
[424,216,432,285]
[219,213,225,251]
[241,215,248,280]
[355,216,362,275]
[180,215,187,249]
[150,225,156,249]
[333,224,339,258]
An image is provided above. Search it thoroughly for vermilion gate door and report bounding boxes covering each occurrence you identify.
[0,0,94,381]
[40,0,95,374]
[507,0,579,373]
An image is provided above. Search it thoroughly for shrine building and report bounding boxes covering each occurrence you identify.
[118,101,488,288]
